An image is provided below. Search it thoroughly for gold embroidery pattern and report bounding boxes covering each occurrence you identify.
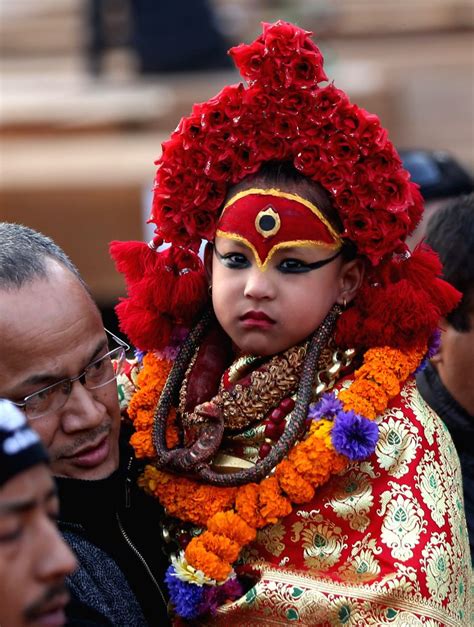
[376,413,420,478]
[291,514,347,571]
[207,566,465,625]
[325,466,375,532]
[378,482,427,561]
[338,535,382,583]
[253,521,286,559]
[421,532,452,603]
[416,451,446,527]
[402,379,436,445]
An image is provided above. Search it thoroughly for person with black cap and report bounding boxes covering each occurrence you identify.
[0,399,77,627]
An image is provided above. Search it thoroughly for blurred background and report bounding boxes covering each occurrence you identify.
[1,0,473,330]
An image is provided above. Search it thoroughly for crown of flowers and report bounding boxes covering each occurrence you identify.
[111,21,460,352]
[152,21,422,265]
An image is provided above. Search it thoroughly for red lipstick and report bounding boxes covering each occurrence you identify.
[240,311,275,329]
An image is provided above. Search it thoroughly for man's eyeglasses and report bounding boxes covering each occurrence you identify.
[9,329,130,421]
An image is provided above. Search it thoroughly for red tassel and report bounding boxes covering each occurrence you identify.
[110,241,208,351]
[336,244,461,350]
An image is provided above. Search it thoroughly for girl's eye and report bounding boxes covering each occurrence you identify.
[278,258,310,273]
[217,251,250,269]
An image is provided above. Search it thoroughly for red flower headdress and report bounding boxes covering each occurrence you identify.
[111,21,459,351]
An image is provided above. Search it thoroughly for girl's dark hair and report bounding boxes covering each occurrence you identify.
[226,161,357,260]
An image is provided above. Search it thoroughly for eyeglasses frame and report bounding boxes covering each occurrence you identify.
[8,329,130,420]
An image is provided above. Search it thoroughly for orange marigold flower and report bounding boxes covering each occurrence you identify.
[201,531,240,563]
[132,408,154,431]
[258,477,292,523]
[207,511,256,546]
[141,468,236,526]
[185,538,231,582]
[276,460,315,503]
[350,379,387,413]
[130,430,155,459]
[235,484,267,529]
[339,389,377,419]
[289,433,344,487]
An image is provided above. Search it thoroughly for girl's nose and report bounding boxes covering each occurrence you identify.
[243,267,276,300]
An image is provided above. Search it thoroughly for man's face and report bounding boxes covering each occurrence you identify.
[0,464,77,627]
[0,262,122,479]
[433,311,474,416]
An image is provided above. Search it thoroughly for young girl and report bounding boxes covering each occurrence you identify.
[111,22,471,624]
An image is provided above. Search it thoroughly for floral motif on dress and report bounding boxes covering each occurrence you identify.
[376,412,420,478]
[325,465,376,532]
[378,482,427,561]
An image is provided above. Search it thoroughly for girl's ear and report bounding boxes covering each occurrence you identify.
[204,242,214,283]
[336,258,365,305]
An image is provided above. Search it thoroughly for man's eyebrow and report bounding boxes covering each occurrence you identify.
[16,338,108,389]
[0,485,57,516]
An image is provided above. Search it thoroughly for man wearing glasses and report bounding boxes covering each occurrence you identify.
[0,223,169,625]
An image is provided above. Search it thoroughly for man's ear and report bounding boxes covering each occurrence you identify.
[336,258,365,305]
[204,242,214,283]
[430,318,448,366]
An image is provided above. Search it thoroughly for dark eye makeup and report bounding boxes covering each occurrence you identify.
[214,246,342,273]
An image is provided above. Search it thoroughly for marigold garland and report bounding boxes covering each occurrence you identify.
[130,341,426,593]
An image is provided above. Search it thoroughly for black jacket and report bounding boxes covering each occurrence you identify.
[57,428,170,626]
[417,362,474,563]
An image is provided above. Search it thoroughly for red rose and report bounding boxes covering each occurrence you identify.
[314,85,348,116]
[220,83,246,122]
[242,87,277,117]
[357,112,388,155]
[202,132,235,160]
[378,170,411,213]
[229,40,265,84]
[317,164,354,195]
[279,89,314,116]
[264,111,299,139]
[285,50,327,88]
[364,145,402,176]
[294,145,328,177]
[255,135,289,162]
[327,133,360,165]
[204,154,236,182]
[183,207,217,241]
[335,103,369,136]
[334,188,362,216]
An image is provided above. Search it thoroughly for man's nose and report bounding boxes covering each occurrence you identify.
[243,266,277,300]
[36,517,77,582]
[60,380,107,434]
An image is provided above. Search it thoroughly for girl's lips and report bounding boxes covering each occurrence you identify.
[240,311,276,329]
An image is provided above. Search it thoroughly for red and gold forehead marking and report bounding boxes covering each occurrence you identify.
[216,188,342,270]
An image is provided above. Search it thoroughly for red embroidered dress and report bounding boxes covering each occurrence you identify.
[208,379,471,625]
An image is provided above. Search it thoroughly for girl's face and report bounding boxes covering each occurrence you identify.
[210,235,360,356]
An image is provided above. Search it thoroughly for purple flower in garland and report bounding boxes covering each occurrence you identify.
[198,577,244,616]
[415,328,442,373]
[165,565,205,619]
[308,392,343,421]
[331,410,379,461]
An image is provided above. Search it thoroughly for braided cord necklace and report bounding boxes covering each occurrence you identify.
[152,304,341,487]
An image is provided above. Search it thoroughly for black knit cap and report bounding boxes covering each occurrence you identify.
[0,399,49,487]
